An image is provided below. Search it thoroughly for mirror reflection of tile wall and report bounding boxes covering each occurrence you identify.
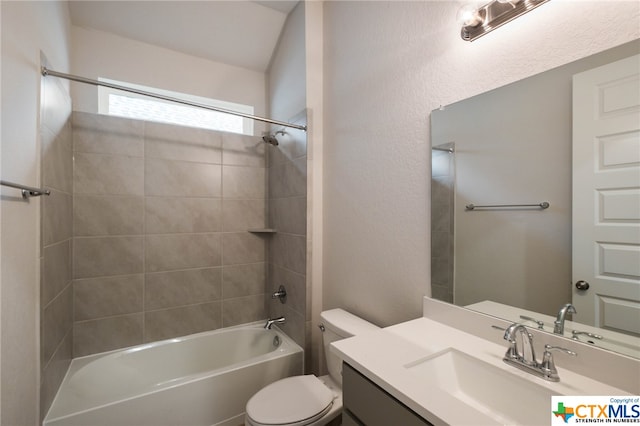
[431,143,455,303]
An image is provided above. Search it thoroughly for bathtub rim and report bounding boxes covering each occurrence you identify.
[68,320,299,369]
[45,321,302,424]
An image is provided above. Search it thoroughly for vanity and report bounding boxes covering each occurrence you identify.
[333,298,640,426]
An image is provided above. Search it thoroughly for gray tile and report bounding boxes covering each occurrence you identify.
[42,240,71,307]
[431,231,450,256]
[431,202,451,233]
[269,265,306,318]
[145,233,222,272]
[267,131,307,167]
[222,132,265,166]
[144,302,222,342]
[42,285,73,365]
[222,233,266,265]
[72,111,144,156]
[431,284,452,303]
[145,197,221,234]
[74,195,144,236]
[268,159,306,199]
[42,122,73,193]
[73,236,143,279]
[145,121,222,164]
[431,256,451,287]
[74,275,144,321]
[145,268,222,310]
[40,330,72,421]
[73,314,143,357]
[74,152,144,195]
[145,158,221,197]
[222,295,266,327]
[431,177,453,202]
[43,189,72,246]
[222,263,266,298]
[222,166,265,199]
[269,196,306,235]
[269,233,306,275]
[222,199,266,231]
[279,306,305,348]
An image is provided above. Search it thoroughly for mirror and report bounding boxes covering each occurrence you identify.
[430,39,640,359]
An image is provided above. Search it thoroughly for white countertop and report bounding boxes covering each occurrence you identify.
[332,317,629,426]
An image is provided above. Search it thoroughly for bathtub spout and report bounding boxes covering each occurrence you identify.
[264,317,285,329]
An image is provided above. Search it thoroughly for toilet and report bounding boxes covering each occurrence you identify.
[244,309,379,426]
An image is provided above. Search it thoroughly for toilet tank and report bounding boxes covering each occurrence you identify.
[320,309,379,386]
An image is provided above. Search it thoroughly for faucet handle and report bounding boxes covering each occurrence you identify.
[571,330,603,340]
[271,285,287,303]
[519,315,545,330]
[544,344,577,357]
[540,344,577,382]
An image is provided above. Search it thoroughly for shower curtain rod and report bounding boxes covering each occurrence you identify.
[41,67,307,132]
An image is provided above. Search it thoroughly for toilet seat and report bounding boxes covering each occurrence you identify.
[246,375,335,426]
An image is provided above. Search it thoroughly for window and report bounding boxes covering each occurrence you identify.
[98,79,254,135]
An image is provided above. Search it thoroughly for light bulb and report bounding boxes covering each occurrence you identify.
[456,4,483,27]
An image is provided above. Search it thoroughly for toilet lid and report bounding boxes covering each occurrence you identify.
[246,375,334,425]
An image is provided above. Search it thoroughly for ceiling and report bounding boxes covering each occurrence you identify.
[68,1,299,72]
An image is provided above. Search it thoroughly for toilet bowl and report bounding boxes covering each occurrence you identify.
[244,309,379,426]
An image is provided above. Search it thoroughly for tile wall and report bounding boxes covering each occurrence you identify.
[431,144,455,303]
[266,116,309,368]
[40,71,74,417]
[71,112,268,357]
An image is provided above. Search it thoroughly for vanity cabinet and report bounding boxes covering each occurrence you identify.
[342,363,432,426]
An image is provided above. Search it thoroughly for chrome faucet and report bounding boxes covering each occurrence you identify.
[503,323,537,366]
[554,303,576,335]
[264,316,285,330]
[500,322,577,382]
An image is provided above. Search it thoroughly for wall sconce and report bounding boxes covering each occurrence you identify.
[459,0,550,42]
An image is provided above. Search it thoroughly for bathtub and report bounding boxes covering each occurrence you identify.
[44,323,303,426]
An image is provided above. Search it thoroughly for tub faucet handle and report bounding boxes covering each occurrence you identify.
[271,285,287,303]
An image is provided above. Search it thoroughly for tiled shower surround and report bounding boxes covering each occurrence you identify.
[266,117,309,362]
[40,69,74,417]
[71,112,270,356]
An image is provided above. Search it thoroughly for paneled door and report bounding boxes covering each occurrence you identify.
[572,54,640,336]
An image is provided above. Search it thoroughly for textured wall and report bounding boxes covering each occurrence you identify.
[70,26,268,135]
[322,1,640,327]
[71,112,268,357]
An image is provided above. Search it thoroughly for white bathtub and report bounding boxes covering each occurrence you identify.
[44,323,303,426]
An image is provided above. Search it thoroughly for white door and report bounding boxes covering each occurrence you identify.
[572,54,640,336]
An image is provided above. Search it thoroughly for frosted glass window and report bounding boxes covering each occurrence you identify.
[98,79,254,135]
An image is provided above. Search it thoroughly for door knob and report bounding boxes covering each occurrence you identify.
[575,280,590,290]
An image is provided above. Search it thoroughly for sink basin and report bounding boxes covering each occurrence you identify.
[405,348,558,425]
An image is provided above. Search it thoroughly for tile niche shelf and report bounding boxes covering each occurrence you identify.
[248,228,277,234]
